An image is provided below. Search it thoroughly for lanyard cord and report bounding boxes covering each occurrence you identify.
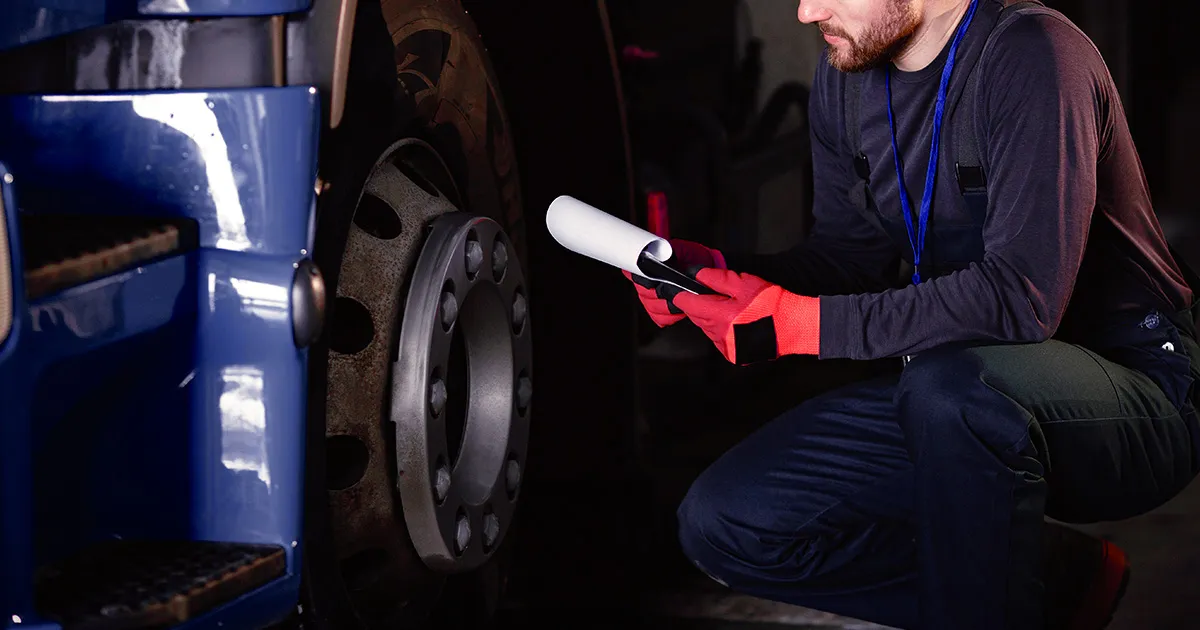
[885,0,981,285]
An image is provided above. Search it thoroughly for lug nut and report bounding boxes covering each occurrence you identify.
[434,464,451,501]
[440,291,458,330]
[512,293,527,332]
[492,241,508,280]
[429,378,447,415]
[465,239,483,276]
[505,458,521,496]
[483,512,500,547]
[516,376,532,413]
[455,513,471,553]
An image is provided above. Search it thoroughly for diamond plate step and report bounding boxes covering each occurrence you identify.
[21,214,197,300]
[35,540,287,630]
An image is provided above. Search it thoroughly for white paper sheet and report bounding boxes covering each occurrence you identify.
[546,195,672,276]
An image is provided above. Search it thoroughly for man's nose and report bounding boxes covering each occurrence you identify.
[796,0,834,24]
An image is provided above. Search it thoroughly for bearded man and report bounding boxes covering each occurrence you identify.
[626,1,1200,628]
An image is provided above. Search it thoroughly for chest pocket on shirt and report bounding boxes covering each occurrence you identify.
[848,153,987,280]
[838,3,1055,283]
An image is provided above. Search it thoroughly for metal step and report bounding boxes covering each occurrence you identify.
[35,540,287,630]
[21,214,197,301]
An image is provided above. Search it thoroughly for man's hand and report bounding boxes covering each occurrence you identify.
[625,239,726,327]
[673,268,820,364]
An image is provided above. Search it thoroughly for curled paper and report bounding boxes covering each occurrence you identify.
[546,195,672,275]
[546,195,718,295]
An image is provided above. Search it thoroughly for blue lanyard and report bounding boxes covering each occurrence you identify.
[885,0,980,285]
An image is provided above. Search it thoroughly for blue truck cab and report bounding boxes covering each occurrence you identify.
[0,2,326,629]
[0,1,647,628]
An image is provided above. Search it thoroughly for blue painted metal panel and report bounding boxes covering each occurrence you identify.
[0,1,107,52]
[189,249,307,551]
[0,167,23,376]
[0,1,314,52]
[24,251,307,628]
[0,88,321,257]
[30,256,198,559]
[0,85,319,629]
[0,165,60,630]
[137,0,312,17]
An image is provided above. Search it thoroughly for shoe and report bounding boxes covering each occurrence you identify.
[1042,522,1131,630]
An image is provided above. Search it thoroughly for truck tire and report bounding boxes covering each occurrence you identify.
[302,1,528,627]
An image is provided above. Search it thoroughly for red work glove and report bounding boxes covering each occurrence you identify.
[673,268,820,364]
[624,239,726,327]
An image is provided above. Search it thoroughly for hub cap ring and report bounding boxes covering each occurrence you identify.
[393,212,531,573]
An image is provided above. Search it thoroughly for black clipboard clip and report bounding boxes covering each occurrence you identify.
[634,251,724,296]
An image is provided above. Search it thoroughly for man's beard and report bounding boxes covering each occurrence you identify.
[822,0,921,73]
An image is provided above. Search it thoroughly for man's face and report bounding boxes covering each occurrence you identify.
[798,0,923,73]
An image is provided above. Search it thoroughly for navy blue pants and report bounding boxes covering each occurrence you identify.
[676,310,1200,630]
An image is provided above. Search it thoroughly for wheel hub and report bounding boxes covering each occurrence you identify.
[393,211,531,573]
[323,138,530,624]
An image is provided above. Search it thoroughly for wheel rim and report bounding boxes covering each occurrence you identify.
[323,138,530,624]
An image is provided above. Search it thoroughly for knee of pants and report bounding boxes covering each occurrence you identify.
[676,472,827,588]
[896,346,1034,458]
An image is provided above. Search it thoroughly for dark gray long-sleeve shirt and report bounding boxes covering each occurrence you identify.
[726,0,1193,361]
